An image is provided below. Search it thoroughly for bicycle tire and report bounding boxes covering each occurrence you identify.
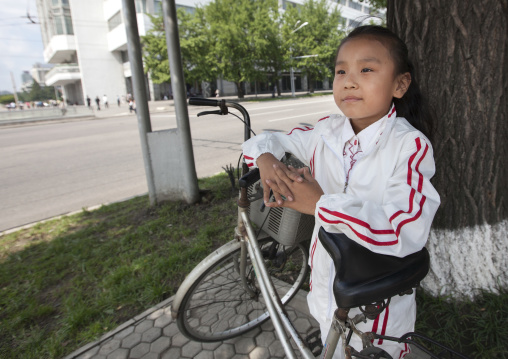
[176,238,309,342]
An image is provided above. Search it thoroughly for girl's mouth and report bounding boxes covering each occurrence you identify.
[342,96,362,103]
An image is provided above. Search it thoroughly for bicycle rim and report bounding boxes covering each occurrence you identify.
[176,238,309,342]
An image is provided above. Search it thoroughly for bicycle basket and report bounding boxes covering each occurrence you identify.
[247,155,315,246]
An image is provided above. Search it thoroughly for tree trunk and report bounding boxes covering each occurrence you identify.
[308,75,315,93]
[387,0,508,298]
[235,81,245,98]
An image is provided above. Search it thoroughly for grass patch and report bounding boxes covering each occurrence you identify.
[0,173,237,359]
[1,171,506,358]
[415,288,508,358]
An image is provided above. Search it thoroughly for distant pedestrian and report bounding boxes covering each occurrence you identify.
[129,99,135,113]
[95,96,100,110]
[86,96,91,108]
[103,94,109,109]
[215,89,220,98]
[117,96,121,107]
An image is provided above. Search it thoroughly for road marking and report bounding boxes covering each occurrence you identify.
[247,97,332,111]
[268,110,332,122]
[251,109,292,116]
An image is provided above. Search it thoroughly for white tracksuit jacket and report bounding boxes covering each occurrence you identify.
[242,107,440,358]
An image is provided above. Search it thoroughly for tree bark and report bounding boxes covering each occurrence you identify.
[387,0,508,298]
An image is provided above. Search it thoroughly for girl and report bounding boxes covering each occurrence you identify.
[242,25,440,358]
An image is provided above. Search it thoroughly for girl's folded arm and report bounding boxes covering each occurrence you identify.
[316,136,441,258]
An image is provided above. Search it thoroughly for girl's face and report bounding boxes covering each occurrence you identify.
[333,36,410,133]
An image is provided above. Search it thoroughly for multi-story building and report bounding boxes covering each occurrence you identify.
[36,0,378,105]
[20,71,35,92]
[29,62,55,86]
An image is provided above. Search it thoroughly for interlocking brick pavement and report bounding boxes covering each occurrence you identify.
[64,290,320,359]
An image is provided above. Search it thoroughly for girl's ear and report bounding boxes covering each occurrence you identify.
[393,72,411,98]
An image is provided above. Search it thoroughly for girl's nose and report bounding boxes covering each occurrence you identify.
[344,75,358,89]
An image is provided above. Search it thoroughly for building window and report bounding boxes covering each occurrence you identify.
[348,1,362,11]
[155,0,162,14]
[340,0,347,5]
[121,51,129,63]
[64,15,74,34]
[54,16,64,35]
[135,0,147,13]
[108,11,123,31]
[50,0,73,36]
[282,0,298,10]
[176,5,195,14]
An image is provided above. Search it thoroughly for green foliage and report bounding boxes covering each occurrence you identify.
[179,7,217,85]
[142,0,345,98]
[359,0,386,15]
[0,94,15,105]
[27,81,57,102]
[142,13,170,84]
[204,0,282,97]
[284,0,344,92]
[142,8,216,86]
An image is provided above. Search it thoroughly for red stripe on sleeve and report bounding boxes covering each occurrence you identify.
[406,140,420,185]
[287,126,313,135]
[318,213,398,246]
[395,196,426,237]
[320,207,394,235]
[390,138,428,224]
[243,155,254,160]
[415,142,429,192]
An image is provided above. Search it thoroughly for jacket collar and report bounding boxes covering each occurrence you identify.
[322,104,397,164]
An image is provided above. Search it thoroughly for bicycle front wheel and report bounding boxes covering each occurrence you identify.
[176,238,309,342]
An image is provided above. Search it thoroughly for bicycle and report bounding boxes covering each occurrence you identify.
[171,98,470,359]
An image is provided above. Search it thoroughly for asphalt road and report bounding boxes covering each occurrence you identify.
[0,95,339,232]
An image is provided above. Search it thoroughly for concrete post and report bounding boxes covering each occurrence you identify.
[122,0,157,205]
[161,0,200,204]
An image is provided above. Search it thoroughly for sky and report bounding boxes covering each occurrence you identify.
[0,0,45,93]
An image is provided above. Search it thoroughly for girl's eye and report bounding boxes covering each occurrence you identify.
[336,70,345,75]
[361,68,373,73]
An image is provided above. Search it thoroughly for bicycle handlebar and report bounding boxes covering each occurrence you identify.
[188,97,252,142]
[188,98,221,107]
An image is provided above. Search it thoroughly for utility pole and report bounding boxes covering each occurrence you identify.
[161,0,200,204]
[290,21,308,97]
[122,0,157,205]
[10,72,19,106]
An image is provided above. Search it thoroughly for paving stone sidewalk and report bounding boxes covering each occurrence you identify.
[63,290,320,359]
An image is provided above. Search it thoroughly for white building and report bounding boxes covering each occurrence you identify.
[36,0,378,104]
[30,62,55,86]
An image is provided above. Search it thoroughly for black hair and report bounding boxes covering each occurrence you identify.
[336,25,433,140]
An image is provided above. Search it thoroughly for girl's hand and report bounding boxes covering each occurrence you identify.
[266,165,324,215]
[256,153,303,205]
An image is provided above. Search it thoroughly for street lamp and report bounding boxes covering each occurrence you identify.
[290,21,308,97]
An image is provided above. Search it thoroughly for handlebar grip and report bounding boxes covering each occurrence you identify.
[239,168,260,188]
[188,97,220,107]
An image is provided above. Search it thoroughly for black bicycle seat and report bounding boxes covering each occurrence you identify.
[318,228,429,309]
